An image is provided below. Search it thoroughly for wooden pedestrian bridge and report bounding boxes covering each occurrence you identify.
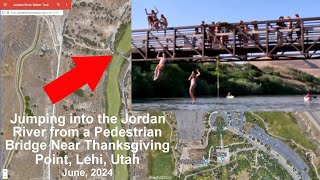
[131,17,320,62]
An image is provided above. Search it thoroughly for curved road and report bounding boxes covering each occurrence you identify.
[3,17,43,169]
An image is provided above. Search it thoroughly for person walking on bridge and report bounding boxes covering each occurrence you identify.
[294,13,301,43]
[276,16,286,45]
[188,69,201,104]
[153,51,167,81]
[285,16,293,42]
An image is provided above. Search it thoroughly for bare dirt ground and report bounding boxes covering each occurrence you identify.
[1,16,43,179]
[250,60,320,77]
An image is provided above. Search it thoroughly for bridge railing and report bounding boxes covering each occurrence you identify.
[132,17,320,61]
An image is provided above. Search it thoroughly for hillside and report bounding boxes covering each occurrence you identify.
[250,60,320,77]
[132,62,320,99]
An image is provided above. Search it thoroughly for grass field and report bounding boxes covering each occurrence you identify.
[207,131,242,151]
[148,112,174,176]
[221,165,228,180]
[255,112,317,151]
[105,22,130,180]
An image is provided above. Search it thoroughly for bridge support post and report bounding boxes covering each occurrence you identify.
[145,30,149,60]
[266,23,269,56]
[202,25,205,61]
[173,28,176,58]
[216,56,220,98]
[301,20,305,54]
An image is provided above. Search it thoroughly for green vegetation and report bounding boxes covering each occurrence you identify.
[79,1,86,7]
[114,21,130,49]
[74,89,85,97]
[148,112,174,176]
[255,112,317,151]
[221,165,228,180]
[132,63,320,98]
[105,22,130,180]
[24,95,33,116]
[250,167,274,180]
[245,112,266,130]
[25,96,30,101]
[58,151,66,157]
[206,131,242,152]
[80,35,98,47]
[233,154,250,175]
[213,116,226,134]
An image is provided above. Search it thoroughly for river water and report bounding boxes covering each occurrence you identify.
[132,96,320,111]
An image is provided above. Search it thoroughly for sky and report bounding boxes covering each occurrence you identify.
[132,0,320,29]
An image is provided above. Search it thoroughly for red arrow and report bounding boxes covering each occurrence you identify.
[44,56,112,104]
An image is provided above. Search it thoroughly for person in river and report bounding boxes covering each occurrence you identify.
[188,69,201,104]
[305,93,312,98]
[153,51,167,81]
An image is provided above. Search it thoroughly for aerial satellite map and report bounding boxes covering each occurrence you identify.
[1,0,320,180]
[1,0,130,179]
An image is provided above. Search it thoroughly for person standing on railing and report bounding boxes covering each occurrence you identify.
[145,7,159,30]
[215,22,222,48]
[200,21,208,46]
[208,22,215,48]
[153,51,167,81]
[188,69,201,104]
[238,20,245,47]
[276,16,286,45]
[192,28,201,47]
[294,13,301,43]
[285,16,293,42]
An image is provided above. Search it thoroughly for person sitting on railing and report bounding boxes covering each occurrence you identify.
[153,51,167,81]
[276,16,286,45]
[145,7,160,30]
[200,21,208,45]
[192,28,201,47]
[160,14,168,35]
[294,13,301,43]
[285,16,293,42]
[160,14,168,29]
[147,15,153,29]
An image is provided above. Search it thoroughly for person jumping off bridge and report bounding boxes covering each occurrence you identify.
[188,69,201,104]
[153,51,167,81]
[145,7,160,30]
